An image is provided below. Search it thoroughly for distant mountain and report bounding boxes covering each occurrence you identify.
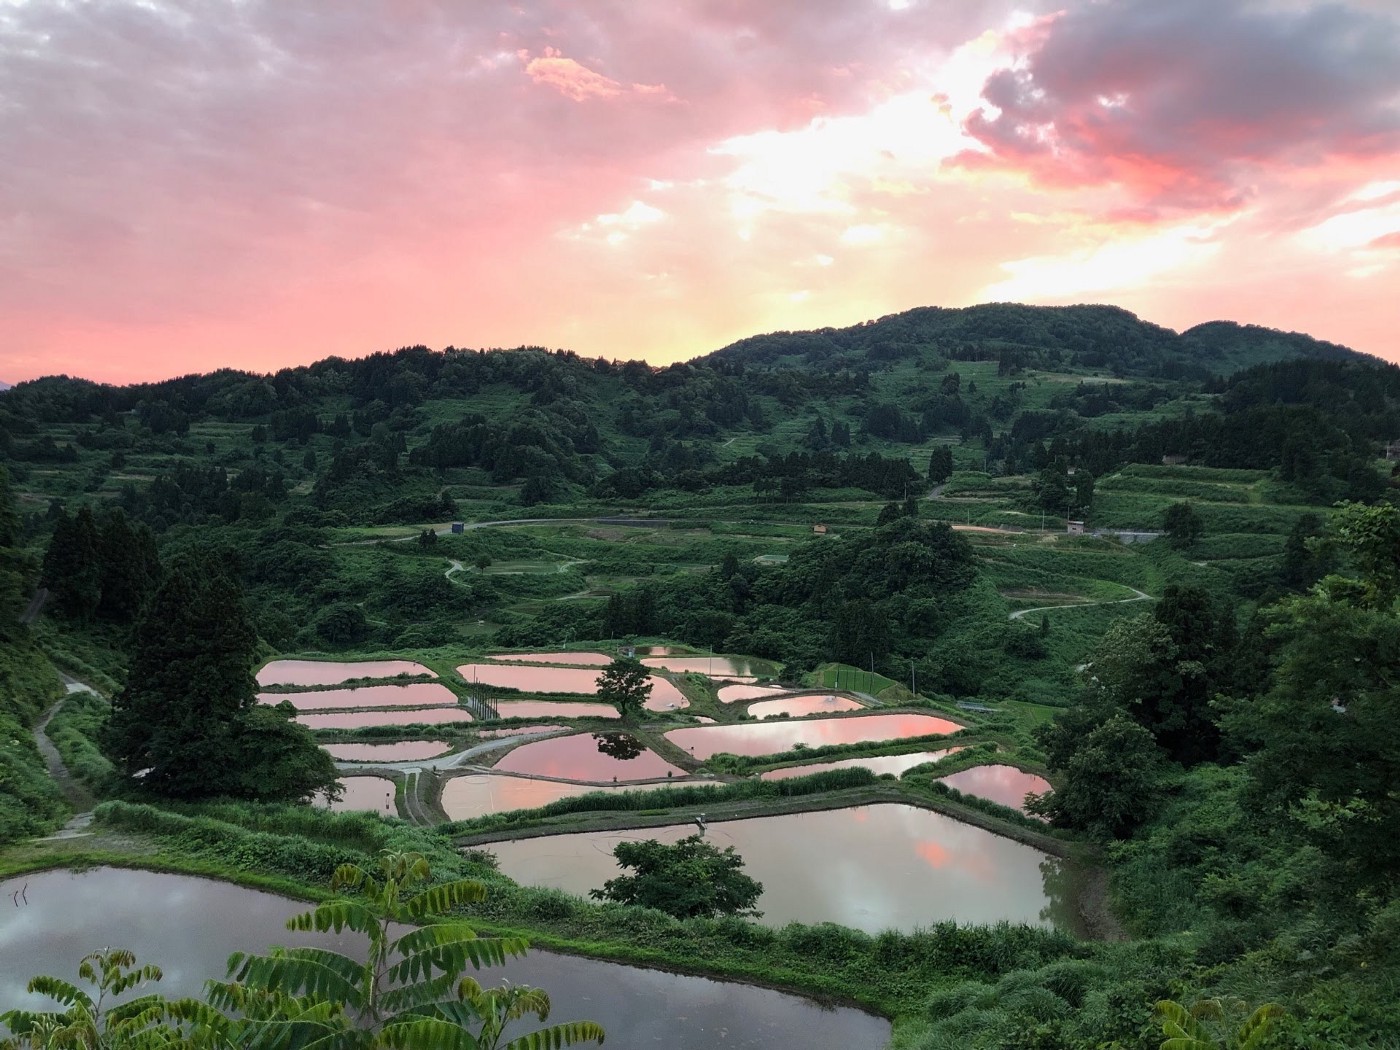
[0,381,10,392]
[702,303,1374,379]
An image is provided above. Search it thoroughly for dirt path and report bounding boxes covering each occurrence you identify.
[1008,585,1153,621]
[32,674,102,838]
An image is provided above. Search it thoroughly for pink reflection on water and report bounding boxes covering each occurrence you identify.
[441,775,625,819]
[492,733,685,781]
[641,656,762,679]
[486,652,614,666]
[457,664,688,710]
[748,694,863,718]
[717,683,787,703]
[322,740,451,762]
[319,776,395,814]
[760,748,964,781]
[297,708,474,730]
[494,701,619,720]
[664,713,962,759]
[258,683,458,711]
[938,766,1052,814]
[257,660,434,687]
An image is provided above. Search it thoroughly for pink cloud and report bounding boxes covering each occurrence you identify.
[522,47,633,101]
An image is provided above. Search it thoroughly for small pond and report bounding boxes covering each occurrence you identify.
[717,683,788,703]
[665,713,962,759]
[485,652,614,666]
[641,655,769,679]
[297,708,474,730]
[476,724,564,739]
[760,748,964,781]
[485,803,1082,935]
[0,868,889,1049]
[441,774,718,820]
[491,700,619,720]
[322,740,451,762]
[457,664,688,709]
[258,682,458,711]
[938,765,1053,815]
[747,693,864,718]
[256,660,434,687]
[491,732,686,781]
[319,775,396,814]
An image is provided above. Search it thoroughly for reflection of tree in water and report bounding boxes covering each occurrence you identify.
[594,732,645,761]
[1037,854,1087,936]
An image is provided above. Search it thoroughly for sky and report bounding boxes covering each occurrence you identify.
[1,0,1399,385]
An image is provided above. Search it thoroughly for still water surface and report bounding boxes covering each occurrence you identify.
[258,683,458,711]
[297,708,474,730]
[457,664,688,709]
[938,765,1052,814]
[665,713,962,759]
[492,701,620,720]
[322,740,451,762]
[747,693,864,718]
[759,748,964,780]
[486,804,1079,934]
[0,868,889,1049]
[640,656,768,679]
[441,774,718,820]
[486,652,614,666]
[492,733,686,781]
[256,660,434,687]
[321,775,396,814]
[717,683,787,703]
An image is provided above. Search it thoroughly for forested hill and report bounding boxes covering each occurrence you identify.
[704,303,1370,378]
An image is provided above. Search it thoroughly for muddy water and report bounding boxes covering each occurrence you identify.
[322,740,451,762]
[717,683,788,703]
[760,748,964,780]
[297,708,474,730]
[258,683,458,711]
[256,660,434,687]
[0,868,890,1049]
[485,804,1081,934]
[747,693,864,718]
[492,701,620,720]
[320,775,396,814]
[938,765,1052,814]
[457,663,688,710]
[491,732,685,781]
[665,713,962,759]
[486,652,614,666]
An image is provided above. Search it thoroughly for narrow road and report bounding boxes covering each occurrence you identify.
[32,673,103,837]
[1008,585,1154,621]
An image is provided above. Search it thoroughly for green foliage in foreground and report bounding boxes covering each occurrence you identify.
[0,637,67,846]
[591,833,764,919]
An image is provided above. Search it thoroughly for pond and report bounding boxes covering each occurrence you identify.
[664,713,962,759]
[485,652,614,666]
[322,740,451,762]
[485,804,1082,935]
[319,775,396,814]
[297,708,475,730]
[717,683,788,703]
[0,868,890,1049]
[491,700,620,720]
[746,693,864,718]
[491,732,686,781]
[456,664,688,710]
[256,660,434,687]
[640,655,770,679]
[760,748,964,781]
[937,765,1053,815]
[441,774,718,820]
[258,682,459,711]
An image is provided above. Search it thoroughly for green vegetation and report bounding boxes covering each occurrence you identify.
[4,305,1400,1047]
[593,656,652,722]
[591,834,763,919]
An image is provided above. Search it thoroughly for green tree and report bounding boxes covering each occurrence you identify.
[1163,501,1204,548]
[40,506,102,621]
[95,508,160,623]
[590,834,763,919]
[1153,998,1284,1050]
[211,850,604,1049]
[927,446,954,484]
[595,657,652,723]
[1028,713,1168,838]
[103,554,338,802]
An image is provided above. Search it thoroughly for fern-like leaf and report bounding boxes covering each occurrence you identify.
[502,1020,606,1049]
[1235,1003,1285,1049]
[375,1016,483,1050]
[402,880,490,920]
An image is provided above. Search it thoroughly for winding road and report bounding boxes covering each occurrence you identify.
[1008,585,1154,621]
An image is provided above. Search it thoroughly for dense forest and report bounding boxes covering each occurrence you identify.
[3,302,1400,1048]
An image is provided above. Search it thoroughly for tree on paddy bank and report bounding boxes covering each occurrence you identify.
[102,552,339,803]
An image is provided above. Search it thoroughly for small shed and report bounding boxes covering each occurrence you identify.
[450,522,465,534]
[1161,454,1188,466]
[813,523,828,535]
[1066,520,1086,536]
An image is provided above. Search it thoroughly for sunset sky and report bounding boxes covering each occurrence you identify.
[2,0,1399,385]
